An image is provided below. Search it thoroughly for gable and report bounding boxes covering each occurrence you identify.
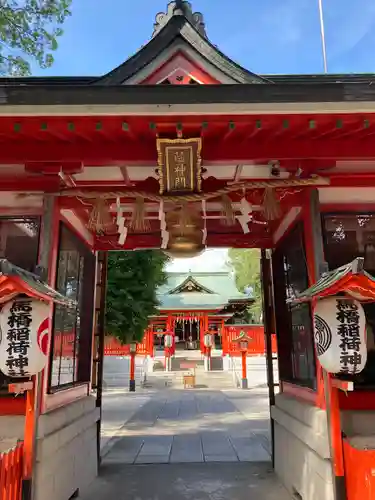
[140,51,220,85]
[169,275,214,294]
[96,6,267,86]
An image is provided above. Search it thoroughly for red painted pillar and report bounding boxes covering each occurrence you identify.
[129,351,136,392]
[241,350,248,389]
[22,378,37,499]
[148,328,154,357]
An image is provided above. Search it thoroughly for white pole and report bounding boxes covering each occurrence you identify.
[318,0,328,73]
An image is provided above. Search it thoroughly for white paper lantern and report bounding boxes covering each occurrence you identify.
[204,333,213,348]
[0,297,50,378]
[164,334,173,348]
[314,297,367,375]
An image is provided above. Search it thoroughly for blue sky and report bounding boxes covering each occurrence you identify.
[34,0,375,77]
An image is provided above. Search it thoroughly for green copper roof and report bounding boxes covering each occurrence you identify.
[157,271,252,311]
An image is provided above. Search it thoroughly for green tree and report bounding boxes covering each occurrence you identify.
[106,250,169,344]
[0,1,71,75]
[228,248,263,323]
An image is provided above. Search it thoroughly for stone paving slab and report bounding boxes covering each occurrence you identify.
[135,454,170,464]
[170,435,204,463]
[101,384,272,465]
[101,390,151,456]
[103,436,144,464]
[201,432,237,457]
[137,435,173,456]
[80,463,292,500]
[204,454,239,462]
[230,437,271,462]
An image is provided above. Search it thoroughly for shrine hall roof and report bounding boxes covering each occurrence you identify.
[0,0,374,93]
[156,271,253,311]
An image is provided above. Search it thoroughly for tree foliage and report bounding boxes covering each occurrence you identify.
[0,0,71,75]
[228,248,263,323]
[106,250,169,344]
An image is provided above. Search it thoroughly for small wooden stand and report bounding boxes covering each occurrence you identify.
[183,374,196,389]
[180,361,197,388]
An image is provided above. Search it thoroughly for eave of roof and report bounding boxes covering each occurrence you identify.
[1,73,374,86]
[1,81,375,107]
[0,259,75,307]
[290,258,375,304]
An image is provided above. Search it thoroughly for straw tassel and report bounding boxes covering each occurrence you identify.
[220,194,236,225]
[128,197,150,232]
[202,199,207,245]
[262,187,281,221]
[177,202,192,235]
[87,199,114,234]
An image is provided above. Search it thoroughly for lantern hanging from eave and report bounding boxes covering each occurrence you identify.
[313,296,367,375]
[0,297,50,378]
[164,333,173,348]
[204,333,214,348]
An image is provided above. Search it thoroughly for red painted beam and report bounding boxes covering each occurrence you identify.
[0,176,61,191]
[2,138,375,163]
[25,162,83,174]
[327,176,375,187]
[94,233,273,251]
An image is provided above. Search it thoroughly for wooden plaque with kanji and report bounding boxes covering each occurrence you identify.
[157,138,202,194]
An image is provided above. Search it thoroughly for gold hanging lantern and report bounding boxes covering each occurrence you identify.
[164,203,204,258]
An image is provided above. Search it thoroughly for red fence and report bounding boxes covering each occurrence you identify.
[53,332,154,357]
[0,442,23,500]
[52,332,75,358]
[222,325,277,356]
[103,331,153,356]
[54,327,276,357]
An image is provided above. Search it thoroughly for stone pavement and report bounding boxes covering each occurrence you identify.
[83,364,291,499]
[82,462,291,500]
[103,387,271,464]
[101,389,151,455]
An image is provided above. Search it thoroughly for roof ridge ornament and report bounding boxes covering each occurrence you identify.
[153,1,207,39]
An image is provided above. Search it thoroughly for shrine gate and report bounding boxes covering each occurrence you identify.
[0,2,375,500]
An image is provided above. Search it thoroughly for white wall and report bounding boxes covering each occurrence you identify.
[223,355,279,389]
[34,396,99,500]
[271,393,334,500]
[103,355,150,389]
[0,397,100,500]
